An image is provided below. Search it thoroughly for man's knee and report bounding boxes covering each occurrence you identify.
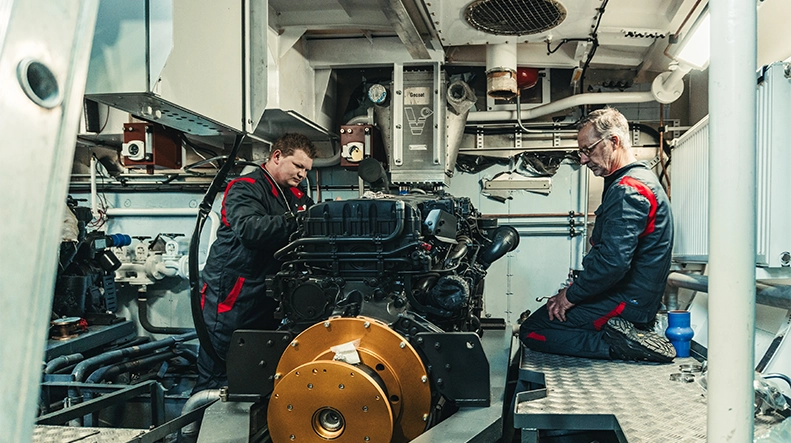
[519,315,549,348]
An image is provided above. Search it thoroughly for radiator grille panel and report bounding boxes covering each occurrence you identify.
[672,62,791,267]
[671,116,709,262]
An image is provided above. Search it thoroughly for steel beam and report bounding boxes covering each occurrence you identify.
[0,1,99,441]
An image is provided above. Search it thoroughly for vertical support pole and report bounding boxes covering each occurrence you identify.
[0,1,99,441]
[707,0,757,441]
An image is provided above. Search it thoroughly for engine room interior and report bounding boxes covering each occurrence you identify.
[3,0,791,442]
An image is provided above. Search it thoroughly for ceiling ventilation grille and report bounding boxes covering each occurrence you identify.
[464,0,567,36]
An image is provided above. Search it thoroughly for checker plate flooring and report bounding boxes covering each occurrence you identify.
[32,425,145,443]
[517,349,782,442]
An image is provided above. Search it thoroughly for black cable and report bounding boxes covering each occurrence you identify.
[546,38,593,55]
[579,0,609,97]
[182,134,222,169]
[183,156,229,173]
[189,134,244,366]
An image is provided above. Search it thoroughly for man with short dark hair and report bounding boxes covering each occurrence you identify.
[194,133,317,391]
[520,108,676,363]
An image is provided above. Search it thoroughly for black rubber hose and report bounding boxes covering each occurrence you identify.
[138,296,194,335]
[72,331,196,382]
[94,350,181,383]
[189,134,245,366]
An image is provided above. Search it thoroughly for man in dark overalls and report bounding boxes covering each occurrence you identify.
[194,133,316,392]
[521,108,676,363]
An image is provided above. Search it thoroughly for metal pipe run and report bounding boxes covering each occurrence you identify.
[480,212,593,218]
[44,353,84,375]
[105,208,198,217]
[707,0,757,437]
[180,389,221,441]
[467,91,655,123]
[667,272,791,310]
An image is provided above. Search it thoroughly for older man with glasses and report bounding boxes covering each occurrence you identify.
[520,107,676,363]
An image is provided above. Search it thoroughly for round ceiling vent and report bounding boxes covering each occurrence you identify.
[464,0,567,36]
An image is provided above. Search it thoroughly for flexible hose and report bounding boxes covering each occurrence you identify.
[138,297,194,335]
[86,349,181,383]
[189,134,245,366]
[71,331,196,382]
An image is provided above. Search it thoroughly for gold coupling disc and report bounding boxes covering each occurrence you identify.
[268,360,393,442]
[273,316,431,442]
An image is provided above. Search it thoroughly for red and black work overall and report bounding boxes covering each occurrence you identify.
[520,162,674,359]
[194,165,312,392]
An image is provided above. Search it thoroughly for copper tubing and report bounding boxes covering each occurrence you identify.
[480,212,594,219]
[663,0,705,61]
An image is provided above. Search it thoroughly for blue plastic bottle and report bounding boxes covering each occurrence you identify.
[666,310,694,358]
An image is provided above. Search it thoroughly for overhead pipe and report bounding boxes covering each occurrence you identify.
[467,67,688,124]
[485,42,518,99]
[468,91,654,123]
[707,0,757,441]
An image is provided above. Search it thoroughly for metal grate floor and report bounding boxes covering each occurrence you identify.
[516,349,781,442]
[32,425,145,443]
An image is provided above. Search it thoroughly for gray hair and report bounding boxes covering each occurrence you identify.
[577,107,631,149]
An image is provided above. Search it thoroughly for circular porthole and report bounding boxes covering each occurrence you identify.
[17,58,62,109]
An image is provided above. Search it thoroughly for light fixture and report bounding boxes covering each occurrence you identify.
[676,10,710,70]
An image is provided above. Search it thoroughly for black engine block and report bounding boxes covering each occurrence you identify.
[267,194,518,333]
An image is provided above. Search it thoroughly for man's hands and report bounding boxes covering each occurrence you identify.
[546,287,575,322]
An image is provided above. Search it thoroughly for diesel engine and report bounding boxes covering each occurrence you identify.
[228,194,518,443]
[267,194,519,334]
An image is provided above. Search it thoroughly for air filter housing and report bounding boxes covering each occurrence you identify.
[464,0,567,35]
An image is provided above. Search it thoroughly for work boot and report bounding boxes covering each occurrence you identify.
[603,317,676,363]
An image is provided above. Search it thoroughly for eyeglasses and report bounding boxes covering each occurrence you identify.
[578,137,607,156]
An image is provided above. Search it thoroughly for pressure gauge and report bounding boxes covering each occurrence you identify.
[367,84,387,105]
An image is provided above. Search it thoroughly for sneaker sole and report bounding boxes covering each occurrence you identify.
[604,318,676,363]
